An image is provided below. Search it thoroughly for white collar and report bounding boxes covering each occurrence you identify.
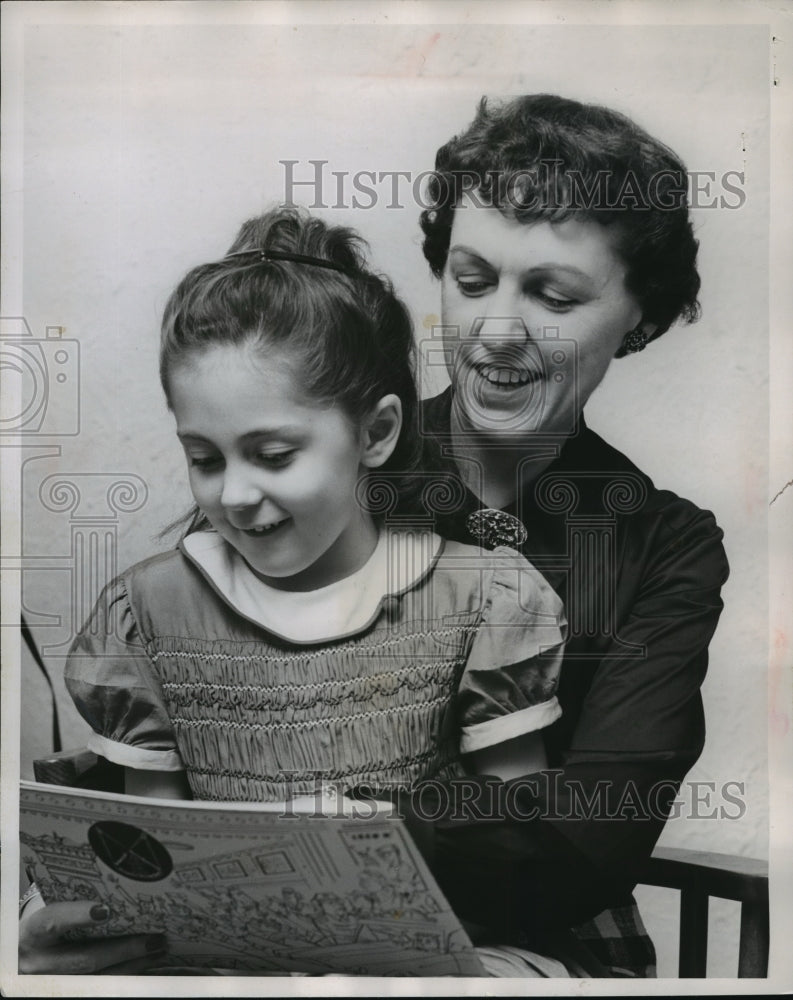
[179,528,444,644]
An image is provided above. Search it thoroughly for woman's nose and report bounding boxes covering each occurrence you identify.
[477,312,530,344]
[475,288,530,344]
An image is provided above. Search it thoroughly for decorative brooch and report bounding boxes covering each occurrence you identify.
[466,508,528,549]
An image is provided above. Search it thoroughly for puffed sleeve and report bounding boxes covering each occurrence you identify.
[457,547,567,753]
[64,576,184,771]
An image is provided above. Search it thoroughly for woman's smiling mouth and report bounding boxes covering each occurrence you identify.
[473,362,539,388]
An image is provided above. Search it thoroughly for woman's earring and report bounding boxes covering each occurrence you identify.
[621,325,648,354]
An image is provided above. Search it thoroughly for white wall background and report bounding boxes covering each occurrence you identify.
[7,12,771,978]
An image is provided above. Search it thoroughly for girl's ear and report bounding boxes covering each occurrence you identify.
[360,394,402,469]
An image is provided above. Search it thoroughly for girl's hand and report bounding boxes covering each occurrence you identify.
[19,899,167,975]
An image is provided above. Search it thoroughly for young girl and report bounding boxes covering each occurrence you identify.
[20,206,567,974]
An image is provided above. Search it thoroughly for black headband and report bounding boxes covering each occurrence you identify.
[223,248,352,275]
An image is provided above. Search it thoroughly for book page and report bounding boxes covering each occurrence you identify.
[20,781,484,977]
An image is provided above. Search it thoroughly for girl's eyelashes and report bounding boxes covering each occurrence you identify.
[189,454,221,471]
[255,450,296,469]
[188,450,297,471]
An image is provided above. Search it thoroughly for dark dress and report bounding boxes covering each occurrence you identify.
[406,389,730,975]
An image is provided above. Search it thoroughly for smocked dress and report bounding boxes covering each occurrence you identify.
[65,528,566,802]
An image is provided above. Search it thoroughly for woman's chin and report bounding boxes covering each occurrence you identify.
[453,381,577,439]
[452,375,545,432]
[455,395,546,437]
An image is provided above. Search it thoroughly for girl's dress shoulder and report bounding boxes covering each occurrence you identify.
[89,530,565,665]
[118,545,207,596]
[432,539,565,619]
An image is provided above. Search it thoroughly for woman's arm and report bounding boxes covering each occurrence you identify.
[468,730,548,781]
[430,500,730,936]
[124,767,192,799]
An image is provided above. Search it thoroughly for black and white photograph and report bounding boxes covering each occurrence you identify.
[2,0,791,993]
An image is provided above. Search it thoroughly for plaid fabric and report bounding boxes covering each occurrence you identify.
[570,897,657,977]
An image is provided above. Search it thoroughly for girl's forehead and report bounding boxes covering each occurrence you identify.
[172,342,301,393]
[168,343,318,424]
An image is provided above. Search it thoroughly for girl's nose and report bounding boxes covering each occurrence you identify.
[220,465,263,510]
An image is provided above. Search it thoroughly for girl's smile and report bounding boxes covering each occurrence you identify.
[169,343,379,591]
[241,520,289,536]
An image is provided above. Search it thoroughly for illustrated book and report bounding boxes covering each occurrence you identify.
[19,780,484,976]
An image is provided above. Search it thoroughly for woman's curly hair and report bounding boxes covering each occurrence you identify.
[420,94,701,348]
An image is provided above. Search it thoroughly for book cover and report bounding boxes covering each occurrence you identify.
[19,781,484,976]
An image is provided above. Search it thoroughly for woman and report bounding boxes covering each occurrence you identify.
[396,93,729,977]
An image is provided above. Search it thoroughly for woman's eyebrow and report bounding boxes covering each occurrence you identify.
[528,263,592,280]
[449,246,593,282]
[448,245,494,266]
